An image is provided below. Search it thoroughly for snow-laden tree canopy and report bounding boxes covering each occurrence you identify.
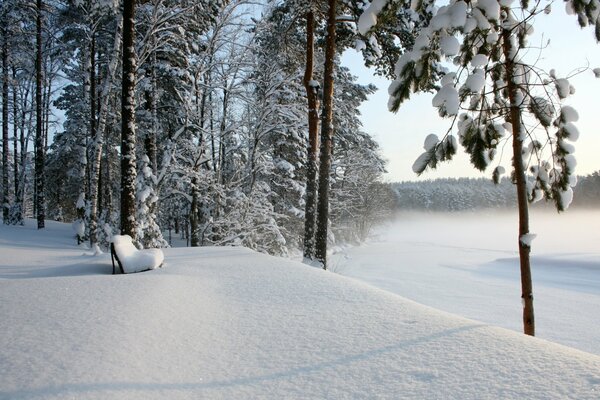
[363,0,596,211]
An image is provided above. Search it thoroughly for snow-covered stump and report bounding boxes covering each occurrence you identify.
[110,235,164,274]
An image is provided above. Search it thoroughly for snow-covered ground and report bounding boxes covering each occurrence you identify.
[2,218,600,399]
[332,209,600,355]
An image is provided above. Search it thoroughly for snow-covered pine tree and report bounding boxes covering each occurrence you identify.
[135,154,167,248]
[379,0,591,335]
[248,4,309,254]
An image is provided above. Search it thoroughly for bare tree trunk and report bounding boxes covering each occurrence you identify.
[314,0,337,270]
[502,25,535,336]
[302,10,320,260]
[35,0,45,229]
[120,0,137,239]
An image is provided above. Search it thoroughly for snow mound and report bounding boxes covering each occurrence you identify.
[112,234,164,273]
[1,221,600,399]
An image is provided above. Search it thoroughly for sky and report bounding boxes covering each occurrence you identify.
[342,5,600,183]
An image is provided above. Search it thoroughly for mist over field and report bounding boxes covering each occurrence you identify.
[332,209,600,354]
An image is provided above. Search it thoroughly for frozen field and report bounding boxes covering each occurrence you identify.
[333,209,600,354]
[2,218,600,399]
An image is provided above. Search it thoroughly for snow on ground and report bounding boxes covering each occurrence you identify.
[2,219,600,399]
[332,209,600,355]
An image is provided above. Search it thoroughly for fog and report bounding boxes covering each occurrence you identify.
[332,209,600,354]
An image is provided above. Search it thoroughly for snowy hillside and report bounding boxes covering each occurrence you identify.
[2,220,600,399]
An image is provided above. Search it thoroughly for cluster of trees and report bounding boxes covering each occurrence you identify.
[393,172,600,211]
[1,0,402,265]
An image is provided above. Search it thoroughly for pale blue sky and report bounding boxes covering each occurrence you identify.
[342,6,600,182]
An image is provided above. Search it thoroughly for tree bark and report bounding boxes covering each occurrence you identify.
[120,0,137,239]
[12,66,19,220]
[502,25,535,336]
[314,0,337,270]
[35,0,45,229]
[190,177,199,247]
[302,10,320,260]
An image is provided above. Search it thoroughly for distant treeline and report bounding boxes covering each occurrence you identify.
[392,171,600,212]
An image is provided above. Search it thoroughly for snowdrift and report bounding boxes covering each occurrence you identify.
[1,220,600,399]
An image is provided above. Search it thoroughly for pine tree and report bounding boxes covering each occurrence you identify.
[136,154,167,248]
[382,0,588,335]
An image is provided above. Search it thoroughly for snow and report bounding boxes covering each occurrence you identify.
[520,233,537,246]
[332,210,600,355]
[472,8,492,30]
[432,84,460,115]
[449,1,468,27]
[357,0,388,35]
[560,187,575,209]
[470,54,488,68]
[440,35,460,56]
[76,193,86,209]
[72,220,85,237]
[558,139,576,154]
[423,133,439,151]
[354,39,366,52]
[2,219,600,399]
[476,0,501,20]
[561,105,579,122]
[563,122,580,141]
[112,234,164,273]
[464,69,486,92]
[441,72,456,86]
[555,78,571,99]
[412,151,432,173]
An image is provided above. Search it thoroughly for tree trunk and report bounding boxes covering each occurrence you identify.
[90,35,97,157]
[314,0,337,270]
[35,0,45,229]
[302,10,320,260]
[502,25,535,336]
[190,177,199,247]
[18,83,28,220]
[120,0,137,239]
[12,66,20,223]
[2,28,9,224]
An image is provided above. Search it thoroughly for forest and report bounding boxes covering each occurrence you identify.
[1,0,598,278]
[393,171,600,212]
[0,0,401,267]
